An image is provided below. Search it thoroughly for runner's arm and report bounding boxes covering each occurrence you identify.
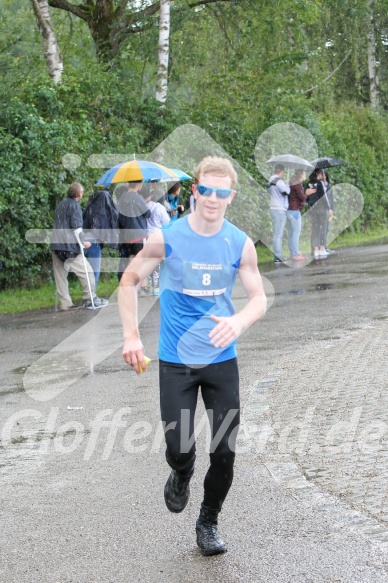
[119,229,165,373]
[209,238,267,348]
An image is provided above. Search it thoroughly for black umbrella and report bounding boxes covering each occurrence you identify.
[311,157,344,169]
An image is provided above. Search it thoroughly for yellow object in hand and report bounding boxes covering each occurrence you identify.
[138,355,151,374]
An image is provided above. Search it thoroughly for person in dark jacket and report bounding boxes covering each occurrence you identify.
[322,170,335,254]
[51,182,109,311]
[306,169,333,259]
[116,182,151,282]
[83,188,119,287]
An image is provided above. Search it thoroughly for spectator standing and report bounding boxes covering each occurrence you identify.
[51,182,108,311]
[83,188,119,288]
[287,169,316,260]
[140,185,170,294]
[307,170,333,259]
[322,170,335,254]
[116,183,150,282]
[167,182,184,221]
[267,164,290,262]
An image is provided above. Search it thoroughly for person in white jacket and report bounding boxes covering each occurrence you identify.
[141,186,170,294]
[267,164,291,262]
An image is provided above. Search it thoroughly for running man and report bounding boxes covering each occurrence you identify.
[119,156,267,556]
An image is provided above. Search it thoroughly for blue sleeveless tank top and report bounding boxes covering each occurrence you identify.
[158,215,247,365]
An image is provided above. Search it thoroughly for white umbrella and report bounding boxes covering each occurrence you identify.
[266,154,314,171]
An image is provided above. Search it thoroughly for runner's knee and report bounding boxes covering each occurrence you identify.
[165,448,195,472]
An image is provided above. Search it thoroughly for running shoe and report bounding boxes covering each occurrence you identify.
[196,521,227,556]
[164,469,192,513]
[83,297,109,310]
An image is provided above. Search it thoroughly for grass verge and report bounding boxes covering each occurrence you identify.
[256,228,388,265]
[1,228,388,315]
[0,276,119,315]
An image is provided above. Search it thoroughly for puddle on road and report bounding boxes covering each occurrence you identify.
[11,366,28,375]
[313,283,334,291]
[0,385,24,397]
[0,419,91,485]
[275,290,307,297]
[275,281,357,297]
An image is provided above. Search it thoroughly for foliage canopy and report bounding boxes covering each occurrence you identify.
[1,0,388,289]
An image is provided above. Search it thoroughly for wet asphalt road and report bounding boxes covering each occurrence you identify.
[1,245,388,582]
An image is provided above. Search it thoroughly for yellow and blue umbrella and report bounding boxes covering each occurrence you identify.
[95,160,180,186]
[166,169,192,181]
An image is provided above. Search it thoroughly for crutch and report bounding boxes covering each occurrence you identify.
[74,227,95,309]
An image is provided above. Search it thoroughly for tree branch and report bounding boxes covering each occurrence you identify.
[121,0,233,36]
[208,4,236,51]
[115,20,155,39]
[303,49,352,94]
[186,0,233,8]
[123,1,161,29]
[48,0,90,21]
[115,0,130,19]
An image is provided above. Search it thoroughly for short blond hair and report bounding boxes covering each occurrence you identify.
[194,156,237,188]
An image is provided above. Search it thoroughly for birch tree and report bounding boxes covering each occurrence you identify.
[367,0,380,110]
[30,0,63,83]
[156,0,170,104]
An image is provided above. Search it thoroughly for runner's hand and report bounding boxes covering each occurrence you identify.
[209,315,243,348]
[122,337,147,375]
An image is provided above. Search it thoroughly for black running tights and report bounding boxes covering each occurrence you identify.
[159,358,240,513]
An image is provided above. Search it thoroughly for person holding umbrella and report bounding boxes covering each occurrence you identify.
[116,182,151,284]
[267,164,291,262]
[311,157,342,254]
[266,155,314,262]
[322,170,335,254]
[307,169,333,258]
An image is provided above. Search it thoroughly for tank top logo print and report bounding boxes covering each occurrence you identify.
[182,261,230,297]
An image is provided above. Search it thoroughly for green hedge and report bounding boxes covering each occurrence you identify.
[0,71,177,289]
[1,66,387,290]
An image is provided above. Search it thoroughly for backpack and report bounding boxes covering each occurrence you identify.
[267,176,289,196]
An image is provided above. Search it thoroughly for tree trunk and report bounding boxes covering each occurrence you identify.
[367,0,380,110]
[156,0,171,104]
[30,0,63,83]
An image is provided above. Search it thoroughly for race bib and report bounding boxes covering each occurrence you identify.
[182,261,230,297]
